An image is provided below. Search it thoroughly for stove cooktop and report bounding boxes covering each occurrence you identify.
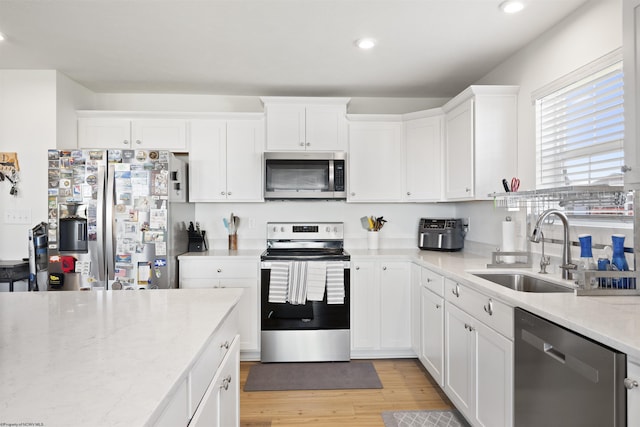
[260,248,350,261]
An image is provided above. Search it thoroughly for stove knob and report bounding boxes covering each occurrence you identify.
[272,226,278,233]
[325,226,331,232]
[280,226,285,232]
[333,226,338,233]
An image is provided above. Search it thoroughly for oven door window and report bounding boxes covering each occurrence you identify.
[265,160,329,192]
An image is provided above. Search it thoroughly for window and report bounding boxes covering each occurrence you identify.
[535,56,624,189]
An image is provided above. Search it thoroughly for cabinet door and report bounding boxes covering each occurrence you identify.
[404,116,443,201]
[623,0,640,185]
[131,119,188,151]
[265,104,306,151]
[189,120,227,202]
[348,121,403,202]
[305,105,346,151]
[220,279,259,353]
[445,303,475,420]
[226,120,264,201]
[379,262,411,349]
[475,321,513,427]
[190,336,240,427]
[410,263,421,356]
[351,261,379,351]
[78,118,131,149]
[421,287,444,387]
[628,358,640,427]
[444,99,474,199]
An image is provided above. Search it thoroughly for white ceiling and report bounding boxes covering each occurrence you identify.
[0,0,588,98]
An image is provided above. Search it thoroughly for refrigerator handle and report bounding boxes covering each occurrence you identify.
[105,163,115,284]
[95,162,107,285]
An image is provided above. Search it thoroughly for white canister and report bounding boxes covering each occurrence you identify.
[367,231,379,250]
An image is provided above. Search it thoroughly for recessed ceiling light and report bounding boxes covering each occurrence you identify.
[500,1,525,14]
[355,38,376,50]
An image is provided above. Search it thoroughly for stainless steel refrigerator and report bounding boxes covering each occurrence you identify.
[47,149,193,290]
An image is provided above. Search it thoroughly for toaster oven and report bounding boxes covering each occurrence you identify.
[418,218,466,251]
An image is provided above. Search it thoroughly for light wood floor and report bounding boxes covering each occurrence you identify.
[239,359,453,427]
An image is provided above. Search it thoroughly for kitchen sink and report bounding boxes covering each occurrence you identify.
[472,272,574,293]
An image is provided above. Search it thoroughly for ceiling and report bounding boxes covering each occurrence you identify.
[0,0,589,98]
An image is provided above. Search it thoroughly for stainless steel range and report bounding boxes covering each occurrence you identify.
[260,222,350,362]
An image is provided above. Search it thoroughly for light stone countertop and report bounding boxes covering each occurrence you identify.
[0,288,243,427]
[350,247,640,360]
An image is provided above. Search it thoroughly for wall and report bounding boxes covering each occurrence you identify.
[56,73,96,148]
[456,0,622,248]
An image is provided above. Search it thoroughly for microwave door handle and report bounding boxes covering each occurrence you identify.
[328,160,335,192]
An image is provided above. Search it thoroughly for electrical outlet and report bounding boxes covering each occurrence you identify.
[4,208,31,224]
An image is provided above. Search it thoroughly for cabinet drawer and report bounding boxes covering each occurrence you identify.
[445,278,513,339]
[422,268,444,296]
[189,308,239,417]
[180,259,258,280]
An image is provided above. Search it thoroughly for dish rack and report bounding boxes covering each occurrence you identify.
[575,270,639,296]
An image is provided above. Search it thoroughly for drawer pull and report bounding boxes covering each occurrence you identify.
[220,341,230,349]
[484,299,494,316]
[625,378,639,390]
[220,375,232,391]
[435,304,441,309]
[451,284,460,297]
[217,268,222,273]
[464,323,475,332]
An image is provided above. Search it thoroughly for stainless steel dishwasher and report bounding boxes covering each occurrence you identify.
[514,308,626,426]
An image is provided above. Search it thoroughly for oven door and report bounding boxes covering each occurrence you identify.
[260,265,350,330]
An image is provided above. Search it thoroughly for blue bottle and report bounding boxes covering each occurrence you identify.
[577,235,596,288]
[611,234,629,288]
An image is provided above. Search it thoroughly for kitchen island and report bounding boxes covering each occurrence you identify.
[0,288,243,427]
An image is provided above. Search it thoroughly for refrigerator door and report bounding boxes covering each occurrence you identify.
[106,149,171,289]
[47,149,107,290]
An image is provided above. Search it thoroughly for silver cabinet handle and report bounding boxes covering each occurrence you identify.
[435,304,441,309]
[625,378,639,389]
[220,340,230,349]
[227,191,232,195]
[407,192,411,195]
[382,266,387,271]
[300,142,305,146]
[426,278,432,283]
[465,187,471,192]
[135,140,142,145]
[221,191,226,195]
[351,192,356,196]
[355,266,360,270]
[217,268,222,273]
[306,142,311,146]
[220,374,232,390]
[484,299,493,316]
[123,140,129,145]
[451,284,460,297]
[464,323,475,332]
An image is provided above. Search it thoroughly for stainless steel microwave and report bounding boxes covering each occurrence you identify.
[264,152,346,200]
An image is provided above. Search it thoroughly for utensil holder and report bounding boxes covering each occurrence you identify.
[228,233,238,251]
[367,231,379,250]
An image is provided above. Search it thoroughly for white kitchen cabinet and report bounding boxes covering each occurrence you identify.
[347,118,403,202]
[444,278,513,427]
[78,116,188,151]
[628,358,640,427]
[261,97,349,151]
[403,113,444,201]
[623,0,640,186]
[189,336,240,427]
[179,257,260,357]
[189,118,264,202]
[410,263,421,357]
[351,259,412,358]
[419,267,445,387]
[442,86,518,200]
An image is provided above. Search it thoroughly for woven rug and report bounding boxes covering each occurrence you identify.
[381,410,471,427]
[244,361,382,391]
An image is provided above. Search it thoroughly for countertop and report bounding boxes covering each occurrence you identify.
[0,288,243,427]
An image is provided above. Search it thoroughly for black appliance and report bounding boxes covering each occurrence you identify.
[260,222,350,362]
[418,218,466,251]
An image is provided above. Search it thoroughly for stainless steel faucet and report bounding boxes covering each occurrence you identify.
[538,231,551,274]
[530,209,575,279]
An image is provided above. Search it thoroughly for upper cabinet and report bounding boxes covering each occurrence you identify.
[189,116,264,202]
[624,0,640,187]
[261,97,350,151]
[403,111,444,202]
[347,116,403,202]
[442,86,518,200]
[77,113,188,151]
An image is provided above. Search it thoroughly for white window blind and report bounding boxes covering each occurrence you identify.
[535,62,624,189]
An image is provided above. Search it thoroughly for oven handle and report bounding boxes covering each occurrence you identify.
[261,261,350,269]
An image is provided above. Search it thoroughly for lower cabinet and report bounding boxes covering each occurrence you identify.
[351,259,413,357]
[178,257,260,357]
[444,279,513,427]
[421,285,444,387]
[628,358,640,427]
[189,336,240,427]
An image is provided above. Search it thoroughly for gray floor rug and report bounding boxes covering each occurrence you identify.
[244,361,383,391]
[381,410,471,427]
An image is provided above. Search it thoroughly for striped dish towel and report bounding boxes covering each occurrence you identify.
[268,262,290,303]
[326,262,345,304]
[306,262,327,301]
[287,261,308,305]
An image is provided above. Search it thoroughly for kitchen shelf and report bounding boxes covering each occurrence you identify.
[489,185,634,217]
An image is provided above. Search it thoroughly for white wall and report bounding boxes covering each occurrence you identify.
[457,0,622,248]
[56,73,96,148]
